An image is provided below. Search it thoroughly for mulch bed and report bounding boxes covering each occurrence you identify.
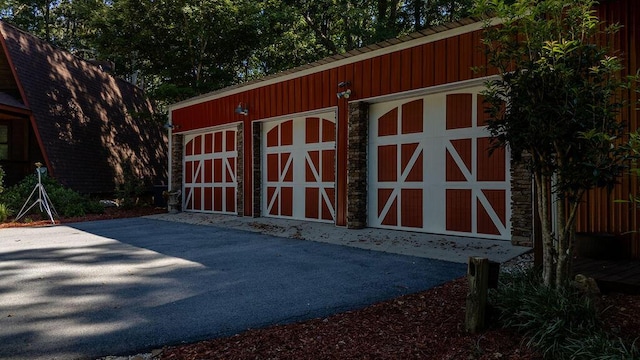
[159,277,542,360]
[158,276,639,360]
[0,206,166,228]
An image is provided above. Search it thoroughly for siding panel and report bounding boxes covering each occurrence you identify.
[411,46,423,89]
[380,53,392,95]
[434,39,447,85]
[371,56,382,95]
[361,58,373,99]
[446,37,459,83]
[459,32,473,81]
[390,50,402,93]
[423,42,434,87]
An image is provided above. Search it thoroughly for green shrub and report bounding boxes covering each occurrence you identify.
[0,165,8,222]
[490,269,638,359]
[115,165,151,209]
[0,165,5,194]
[0,174,104,219]
[0,203,11,222]
[563,334,638,360]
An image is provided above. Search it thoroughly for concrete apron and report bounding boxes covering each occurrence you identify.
[147,212,531,264]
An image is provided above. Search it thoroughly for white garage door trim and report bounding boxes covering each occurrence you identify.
[183,126,238,214]
[261,112,336,222]
[368,86,511,240]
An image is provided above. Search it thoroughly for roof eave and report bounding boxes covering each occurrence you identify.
[169,16,488,111]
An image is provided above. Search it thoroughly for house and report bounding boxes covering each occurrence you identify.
[167,0,638,257]
[0,20,167,194]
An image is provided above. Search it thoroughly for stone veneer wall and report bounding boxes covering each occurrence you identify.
[346,102,369,228]
[236,123,244,216]
[167,134,184,211]
[510,155,533,246]
[170,133,183,193]
[252,122,262,217]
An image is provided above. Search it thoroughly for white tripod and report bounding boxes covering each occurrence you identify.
[15,163,58,224]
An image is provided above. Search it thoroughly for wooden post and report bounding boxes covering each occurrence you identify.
[465,256,489,333]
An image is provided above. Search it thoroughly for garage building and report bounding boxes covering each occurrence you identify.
[168,0,639,251]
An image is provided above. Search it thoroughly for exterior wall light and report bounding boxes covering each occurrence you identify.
[337,81,352,99]
[235,103,249,116]
[337,89,352,99]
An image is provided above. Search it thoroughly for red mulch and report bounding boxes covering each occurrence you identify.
[158,277,640,360]
[3,208,638,359]
[0,206,166,228]
[160,277,545,360]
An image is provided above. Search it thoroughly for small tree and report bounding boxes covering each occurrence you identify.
[474,0,639,288]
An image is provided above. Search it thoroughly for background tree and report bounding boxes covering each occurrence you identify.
[0,0,475,101]
[283,0,474,54]
[474,0,639,288]
[89,0,262,104]
[0,0,102,50]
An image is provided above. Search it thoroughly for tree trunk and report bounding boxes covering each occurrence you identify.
[413,0,423,30]
[555,192,568,288]
[388,0,400,30]
[555,192,583,288]
[378,0,389,23]
[302,14,339,54]
[44,3,52,42]
[535,171,555,287]
[344,2,353,51]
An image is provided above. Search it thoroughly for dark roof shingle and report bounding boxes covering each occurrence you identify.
[0,21,167,193]
[0,91,27,109]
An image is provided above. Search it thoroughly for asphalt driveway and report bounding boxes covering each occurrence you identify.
[0,218,465,360]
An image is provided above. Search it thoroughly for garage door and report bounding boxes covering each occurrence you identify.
[368,88,510,240]
[183,127,237,214]
[262,113,336,222]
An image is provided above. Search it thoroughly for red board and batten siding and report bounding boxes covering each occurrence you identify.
[574,0,640,258]
[171,23,491,226]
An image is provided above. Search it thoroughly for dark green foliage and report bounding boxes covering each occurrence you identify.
[491,270,639,359]
[563,335,638,360]
[0,173,104,219]
[0,203,10,222]
[474,0,640,288]
[0,165,4,194]
[0,0,104,50]
[114,166,151,209]
[477,0,635,198]
[0,166,9,221]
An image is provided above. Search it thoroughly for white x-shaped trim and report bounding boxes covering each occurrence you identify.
[304,151,335,220]
[377,142,424,223]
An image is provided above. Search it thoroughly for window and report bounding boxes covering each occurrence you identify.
[0,124,8,160]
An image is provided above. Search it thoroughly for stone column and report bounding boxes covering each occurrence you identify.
[167,133,184,212]
[252,122,262,217]
[236,123,244,216]
[346,101,369,229]
[170,133,183,193]
[510,154,533,246]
